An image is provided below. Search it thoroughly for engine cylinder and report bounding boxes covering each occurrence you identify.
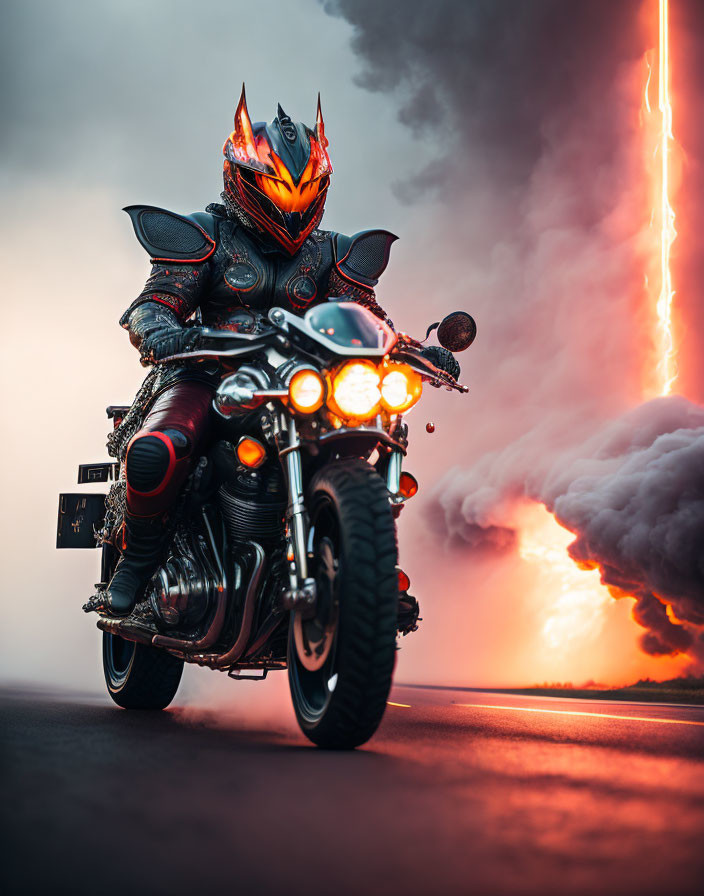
[218,466,286,546]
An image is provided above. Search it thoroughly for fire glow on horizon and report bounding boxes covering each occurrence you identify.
[520,0,683,674]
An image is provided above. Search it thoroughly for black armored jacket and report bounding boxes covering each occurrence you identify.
[121,203,397,363]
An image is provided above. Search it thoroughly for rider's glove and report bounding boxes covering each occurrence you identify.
[141,326,204,363]
[421,346,460,381]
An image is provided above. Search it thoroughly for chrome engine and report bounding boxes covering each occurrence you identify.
[147,509,226,630]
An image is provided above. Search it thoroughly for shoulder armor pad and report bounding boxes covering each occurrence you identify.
[124,205,217,263]
[332,229,398,288]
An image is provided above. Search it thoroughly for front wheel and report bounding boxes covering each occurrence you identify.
[288,459,399,749]
[103,633,184,710]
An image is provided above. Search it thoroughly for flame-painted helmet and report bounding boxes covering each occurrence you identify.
[223,85,333,255]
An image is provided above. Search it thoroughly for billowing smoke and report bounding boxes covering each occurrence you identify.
[326,0,704,675]
[325,0,645,188]
[430,396,704,665]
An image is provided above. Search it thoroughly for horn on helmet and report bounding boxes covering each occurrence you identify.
[232,83,256,160]
[315,93,328,151]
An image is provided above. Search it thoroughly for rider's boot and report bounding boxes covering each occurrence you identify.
[102,511,169,617]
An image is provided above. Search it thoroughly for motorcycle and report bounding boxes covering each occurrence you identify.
[57,302,475,748]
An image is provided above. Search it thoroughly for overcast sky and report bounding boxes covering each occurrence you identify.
[0,0,426,229]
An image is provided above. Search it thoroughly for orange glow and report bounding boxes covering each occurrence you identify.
[255,152,325,214]
[455,703,704,727]
[517,504,691,680]
[236,437,267,468]
[518,508,612,656]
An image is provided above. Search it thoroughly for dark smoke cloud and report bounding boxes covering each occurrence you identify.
[550,399,704,661]
[327,0,704,670]
[326,0,645,192]
[430,397,704,665]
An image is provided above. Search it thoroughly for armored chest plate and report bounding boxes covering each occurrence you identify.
[202,221,333,326]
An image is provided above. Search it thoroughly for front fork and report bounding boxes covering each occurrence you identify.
[386,448,403,505]
[280,415,407,609]
[280,416,316,610]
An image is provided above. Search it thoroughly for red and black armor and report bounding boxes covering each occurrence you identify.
[100,91,399,616]
[121,204,397,332]
[119,93,397,509]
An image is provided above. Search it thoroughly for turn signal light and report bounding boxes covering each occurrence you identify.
[289,369,325,414]
[398,472,419,499]
[397,568,411,593]
[236,437,267,468]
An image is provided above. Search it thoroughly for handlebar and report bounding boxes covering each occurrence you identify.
[391,346,469,393]
[158,323,468,393]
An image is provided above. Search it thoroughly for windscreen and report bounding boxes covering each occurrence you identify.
[306,303,394,351]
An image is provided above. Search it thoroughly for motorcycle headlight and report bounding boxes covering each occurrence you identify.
[330,360,381,421]
[289,369,325,414]
[380,363,423,413]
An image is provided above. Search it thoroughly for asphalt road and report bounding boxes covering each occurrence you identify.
[1,683,702,896]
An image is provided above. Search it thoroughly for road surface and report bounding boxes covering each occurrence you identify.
[1,683,702,895]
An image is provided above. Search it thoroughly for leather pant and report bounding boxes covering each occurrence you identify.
[125,380,214,517]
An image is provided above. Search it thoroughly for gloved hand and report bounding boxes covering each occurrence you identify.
[421,345,460,380]
[141,326,204,362]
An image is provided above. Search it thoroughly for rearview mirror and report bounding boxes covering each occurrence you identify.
[437,312,476,352]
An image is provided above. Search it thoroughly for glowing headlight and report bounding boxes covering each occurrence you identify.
[331,361,381,420]
[380,363,422,413]
[289,369,325,413]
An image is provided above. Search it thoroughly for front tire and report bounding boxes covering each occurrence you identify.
[102,633,184,710]
[288,459,399,749]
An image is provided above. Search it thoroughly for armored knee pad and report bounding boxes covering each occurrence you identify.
[125,429,191,511]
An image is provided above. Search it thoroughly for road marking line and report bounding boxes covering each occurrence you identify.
[387,701,412,708]
[454,703,704,727]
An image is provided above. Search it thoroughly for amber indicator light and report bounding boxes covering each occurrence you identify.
[236,437,267,468]
[399,472,419,499]
[397,569,411,593]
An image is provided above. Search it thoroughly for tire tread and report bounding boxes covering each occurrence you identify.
[291,459,399,748]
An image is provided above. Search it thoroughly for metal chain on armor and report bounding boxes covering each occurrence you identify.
[220,190,261,235]
[106,368,161,460]
[100,479,127,545]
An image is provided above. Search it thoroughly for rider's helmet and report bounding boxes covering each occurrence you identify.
[222,85,333,255]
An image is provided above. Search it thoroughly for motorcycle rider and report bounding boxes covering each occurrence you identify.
[93,87,457,618]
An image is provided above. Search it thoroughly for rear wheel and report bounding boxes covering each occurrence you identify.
[103,633,184,710]
[100,540,184,710]
[288,459,399,749]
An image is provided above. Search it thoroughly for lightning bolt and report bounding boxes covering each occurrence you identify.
[656,0,677,395]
